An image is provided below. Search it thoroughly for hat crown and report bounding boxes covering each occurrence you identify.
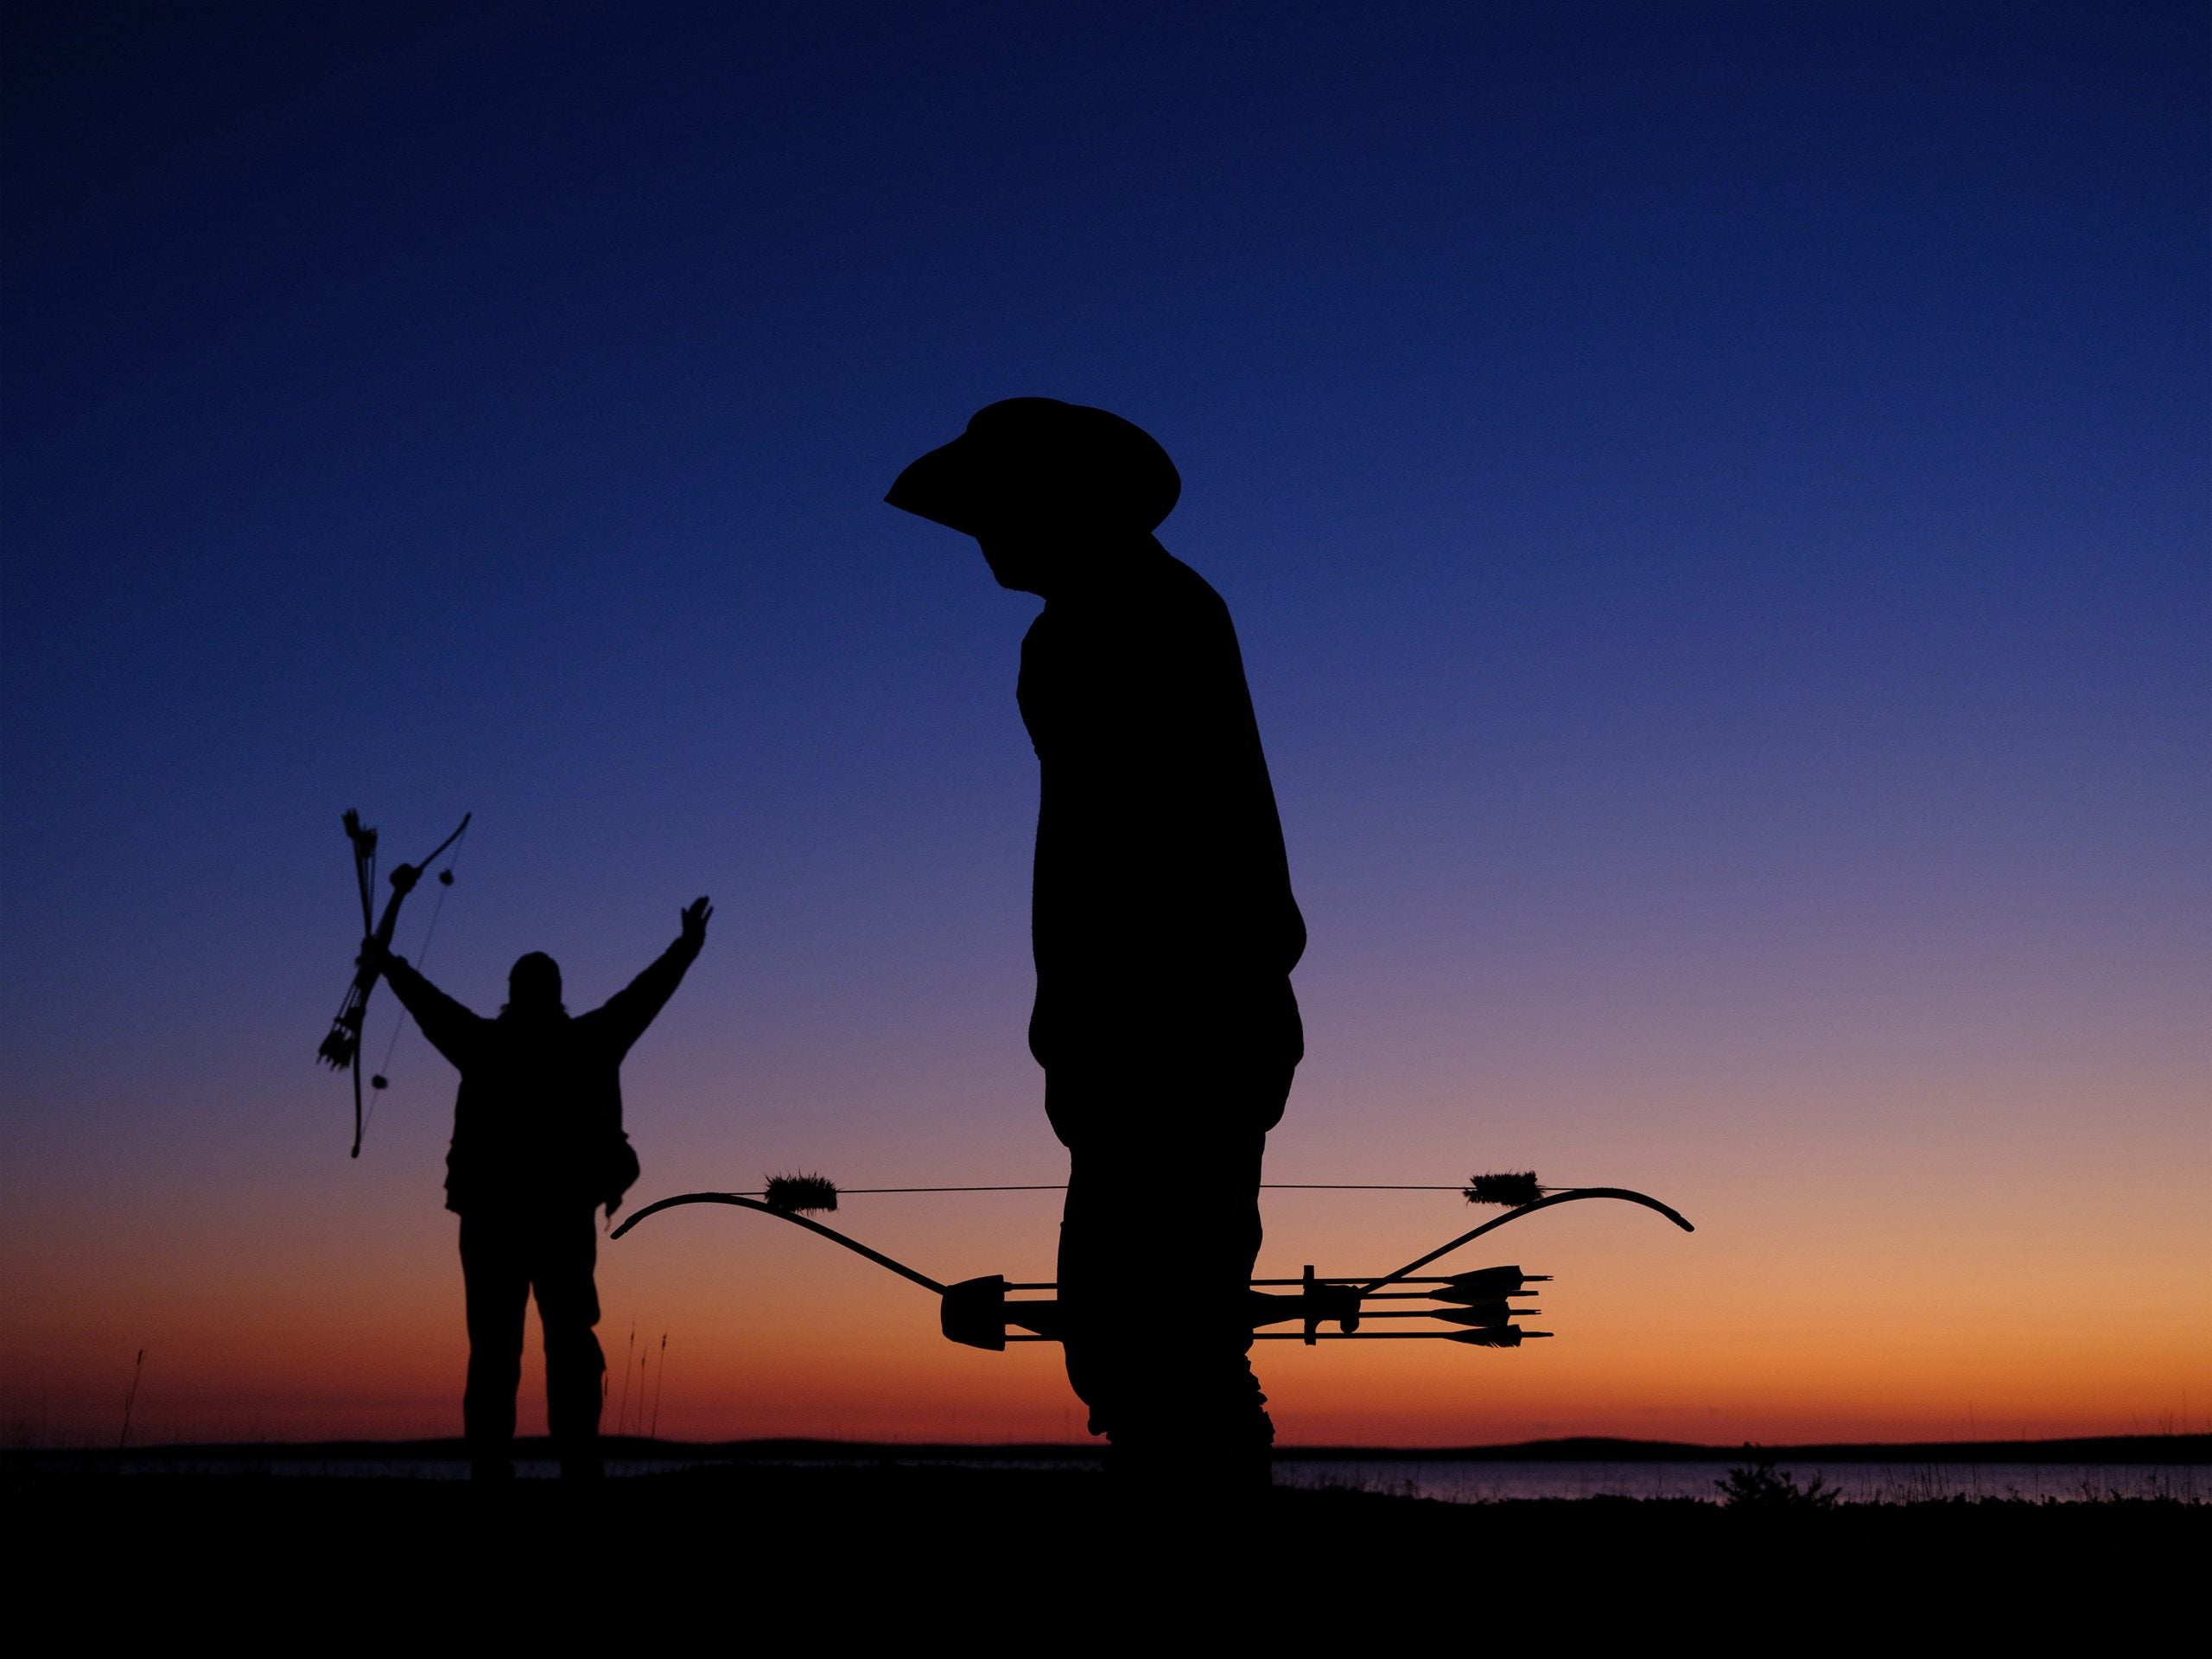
[887,397,1180,535]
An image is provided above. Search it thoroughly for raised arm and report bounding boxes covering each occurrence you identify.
[375,949,487,1071]
[591,896,711,1058]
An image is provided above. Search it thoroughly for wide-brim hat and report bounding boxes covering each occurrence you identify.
[885,397,1180,536]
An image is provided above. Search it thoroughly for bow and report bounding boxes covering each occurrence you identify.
[316,809,471,1158]
[611,1183,1693,1351]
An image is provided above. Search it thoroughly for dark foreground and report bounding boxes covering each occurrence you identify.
[11,1464,2202,1637]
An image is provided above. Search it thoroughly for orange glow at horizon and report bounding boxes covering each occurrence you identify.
[7,1065,2206,1450]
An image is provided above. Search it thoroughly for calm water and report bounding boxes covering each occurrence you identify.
[1270,1458,2204,1505]
[84,1452,2205,1502]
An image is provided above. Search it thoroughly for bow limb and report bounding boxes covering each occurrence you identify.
[1356,1186,1694,1297]
[359,810,472,995]
[611,1192,948,1295]
[410,811,472,874]
[345,878,416,1159]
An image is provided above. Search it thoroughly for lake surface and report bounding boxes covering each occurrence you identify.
[81,1451,2206,1502]
[1270,1457,2203,1504]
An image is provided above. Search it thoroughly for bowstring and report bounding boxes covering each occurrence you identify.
[728,1183,1554,1196]
[361,821,469,1142]
[355,830,378,938]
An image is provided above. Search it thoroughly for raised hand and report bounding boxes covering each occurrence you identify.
[680,895,713,948]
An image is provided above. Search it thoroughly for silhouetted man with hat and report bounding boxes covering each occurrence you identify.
[888,399,1305,1491]
[366,896,711,1480]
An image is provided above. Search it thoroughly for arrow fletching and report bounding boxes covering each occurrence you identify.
[1447,1326,1548,1346]
[1431,1266,1545,1302]
[1430,1303,1527,1328]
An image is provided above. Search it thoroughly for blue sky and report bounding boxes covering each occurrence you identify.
[3,3,2205,1441]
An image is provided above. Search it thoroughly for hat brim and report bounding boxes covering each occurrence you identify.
[884,438,983,535]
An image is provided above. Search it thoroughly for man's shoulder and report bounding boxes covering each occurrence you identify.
[1144,558,1243,673]
[1026,551,1236,677]
[1080,551,1232,633]
[1155,549,1224,602]
[1130,549,1230,631]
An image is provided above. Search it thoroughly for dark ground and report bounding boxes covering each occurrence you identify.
[9,1462,2202,1640]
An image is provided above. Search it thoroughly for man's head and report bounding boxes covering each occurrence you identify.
[505,951,564,1015]
[886,397,1179,596]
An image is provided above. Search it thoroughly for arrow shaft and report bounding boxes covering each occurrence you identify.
[1249,1332,1528,1340]
[1357,1288,1535,1301]
[1347,1307,1534,1319]
[998,1274,1537,1293]
[1001,1332,1549,1343]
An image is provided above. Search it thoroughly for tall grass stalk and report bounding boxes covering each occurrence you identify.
[651,1332,667,1441]
[118,1350,145,1450]
[618,1322,635,1437]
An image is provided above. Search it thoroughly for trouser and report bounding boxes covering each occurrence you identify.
[458,1208,605,1478]
[1052,1069,1291,1491]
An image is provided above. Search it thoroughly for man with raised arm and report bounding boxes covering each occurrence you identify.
[366,895,711,1481]
[887,399,1305,1492]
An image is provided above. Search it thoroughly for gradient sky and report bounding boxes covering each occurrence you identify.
[4,3,2206,1448]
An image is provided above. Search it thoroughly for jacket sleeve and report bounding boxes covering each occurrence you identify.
[591,933,702,1059]
[382,957,486,1071]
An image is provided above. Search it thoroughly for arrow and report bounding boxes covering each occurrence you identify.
[1236,1270,1552,1290]
[999,1332,1553,1344]
[1246,1329,1550,1344]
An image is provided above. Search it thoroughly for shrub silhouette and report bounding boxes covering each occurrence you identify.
[1717,1449,1841,1511]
